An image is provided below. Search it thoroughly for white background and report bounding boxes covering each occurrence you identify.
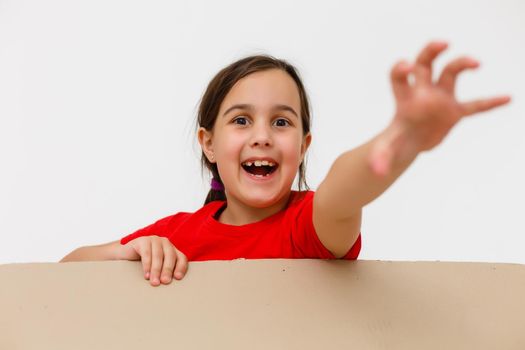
[1,0,523,264]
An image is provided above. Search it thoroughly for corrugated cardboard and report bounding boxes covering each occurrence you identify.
[1,259,524,349]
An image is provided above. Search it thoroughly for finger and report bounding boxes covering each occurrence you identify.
[160,241,176,284]
[460,95,511,117]
[149,238,164,286]
[437,56,479,94]
[173,250,188,280]
[414,41,448,87]
[390,60,413,100]
[138,240,152,280]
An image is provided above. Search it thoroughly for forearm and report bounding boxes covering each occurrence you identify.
[59,241,126,262]
[318,128,419,220]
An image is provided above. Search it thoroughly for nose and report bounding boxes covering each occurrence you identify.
[249,120,273,147]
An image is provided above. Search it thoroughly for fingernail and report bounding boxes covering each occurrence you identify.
[145,272,150,279]
[175,272,183,279]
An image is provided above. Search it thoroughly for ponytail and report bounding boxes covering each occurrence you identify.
[203,166,226,205]
[204,177,226,204]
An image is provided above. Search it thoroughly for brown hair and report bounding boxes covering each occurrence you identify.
[196,55,312,205]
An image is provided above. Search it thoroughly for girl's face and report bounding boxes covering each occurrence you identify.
[198,68,311,208]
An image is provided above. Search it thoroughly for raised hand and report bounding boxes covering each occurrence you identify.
[369,41,511,176]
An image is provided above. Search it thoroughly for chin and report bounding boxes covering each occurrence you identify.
[241,190,283,208]
[244,195,278,208]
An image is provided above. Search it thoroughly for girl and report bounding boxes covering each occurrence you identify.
[60,41,510,287]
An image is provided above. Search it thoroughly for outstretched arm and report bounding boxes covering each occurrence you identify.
[313,41,511,258]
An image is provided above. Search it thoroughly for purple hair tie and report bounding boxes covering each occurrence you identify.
[211,178,224,191]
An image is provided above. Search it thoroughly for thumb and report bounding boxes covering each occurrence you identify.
[369,125,404,177]
[120,241,142,261]
[369,141,392,177]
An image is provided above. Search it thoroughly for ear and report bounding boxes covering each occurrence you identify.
[197,127,215,163]
[300,132,312,162]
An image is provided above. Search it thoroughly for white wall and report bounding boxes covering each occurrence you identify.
[1,0,523,264]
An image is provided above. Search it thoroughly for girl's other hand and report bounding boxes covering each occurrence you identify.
[370,40,511,176]
[121,236,188,286]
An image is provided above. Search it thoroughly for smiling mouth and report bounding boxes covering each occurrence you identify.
[241,163,278,177]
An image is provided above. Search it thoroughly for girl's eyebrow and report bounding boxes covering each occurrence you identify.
[222,104,299,119]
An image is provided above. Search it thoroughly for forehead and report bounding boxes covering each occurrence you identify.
[219,69,301,113]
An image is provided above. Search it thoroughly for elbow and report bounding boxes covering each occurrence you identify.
[59,252,72,263]
[59,247,81,263]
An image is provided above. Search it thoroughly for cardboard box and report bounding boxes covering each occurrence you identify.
[1,259,524,349]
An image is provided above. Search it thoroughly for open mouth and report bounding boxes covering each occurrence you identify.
[241,161,279,177]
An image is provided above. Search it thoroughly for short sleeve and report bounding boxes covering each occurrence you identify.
[291,191,361,260]
[120,213,185,245]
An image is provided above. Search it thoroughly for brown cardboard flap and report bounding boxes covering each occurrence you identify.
[1,259,524,349]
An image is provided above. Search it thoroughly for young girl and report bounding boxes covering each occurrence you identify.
[60,41,510,287]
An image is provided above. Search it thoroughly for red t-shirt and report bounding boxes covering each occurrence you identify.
[120,190,361,261]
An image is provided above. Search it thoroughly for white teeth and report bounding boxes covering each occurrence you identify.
[242,160,276,167]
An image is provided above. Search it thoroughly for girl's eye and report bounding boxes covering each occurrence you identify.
[274,118,290,127]
[233,117,248,125]
[232,116,291,127]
